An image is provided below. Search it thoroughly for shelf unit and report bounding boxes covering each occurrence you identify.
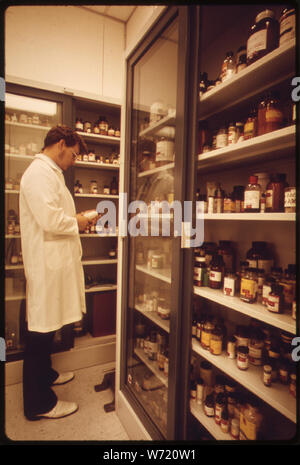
[134,348,168,388]
[136,264,172,284]
[194,286,296,335]
[72,97,121,341]
[192,339,296,423]
[135,303,170,333]
[190,5,297,441]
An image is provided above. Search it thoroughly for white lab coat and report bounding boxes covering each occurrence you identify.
[19,153,86,333]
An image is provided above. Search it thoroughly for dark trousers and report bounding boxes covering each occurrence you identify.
[23,329,59,420]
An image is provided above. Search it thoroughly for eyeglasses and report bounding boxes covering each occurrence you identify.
[71,150,79,160]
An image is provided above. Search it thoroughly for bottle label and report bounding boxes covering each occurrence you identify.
[265,109,283,123]
[156,140,174,162]
[267,294,280,312]
[241,278,256,300]
[244,191,260,209]
[244,121,254,137]
[284,189,296,208]
[210,271,222,282]
[210,339,222,355]
[262,284,271,305]
[247,29,267,59]
[224,277,235,296]
[240,412,257,440]
[204,405,215,417]
[194,267,204,280]
[201,330,211,348]
[216,134,228,148]
[265,189,273,208]
[280,15,296,45]
[237,353,248,370]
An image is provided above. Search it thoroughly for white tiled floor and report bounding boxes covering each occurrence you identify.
[5,364,130,442]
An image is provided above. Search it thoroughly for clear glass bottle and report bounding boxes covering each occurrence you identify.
[244,176,261,212]
[221,51,235,81]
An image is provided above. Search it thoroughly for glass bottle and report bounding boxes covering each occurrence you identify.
[209,254,224,289]
[265,173,286,212]
[110,176,118,195]
[244,176,261,212]
[199,72,208,98]
[264,92,283,134]
[279,8,296,46]
[244,108,257,139]
[247,9,279,65]
[218,240,234,272]
[267,283,284,313]
[194,248,206,287]
[221,51,235,81]
[214,184,224,213]
[240,268,258,303]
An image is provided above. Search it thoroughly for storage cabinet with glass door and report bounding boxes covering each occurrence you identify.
[188,4,297,441]
[71,98,121,339]
[4,87,72,359]
[121,8,192,440]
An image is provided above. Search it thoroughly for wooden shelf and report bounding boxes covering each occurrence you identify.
[5,121,50,131]
[135,303,170,333]
[5,234,21,238]
[192,339,296,423]
[85,284,117,293]
[198,40,296,120]
[193,286,296,335]
[136,264,171,284]
[197,125,295,172]
[5,153,35,161]
[203,212,295,222]
[5,190,20,195]
[5,293,26,301]
[75,160,119,170]
[5,264,24,270]
[138,112,176,138]
[138,162,175,178]
[134,347,168,387]
[75,131,120,145]
[74,193,119,199]
[82,257,117,265]
[190,400,232,440]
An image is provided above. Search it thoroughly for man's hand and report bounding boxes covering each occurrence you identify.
[76,213,89,232]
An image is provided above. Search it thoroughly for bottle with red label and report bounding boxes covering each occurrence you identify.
[209,254,224,289]
[244,175,261,212]
[267,283,284,313]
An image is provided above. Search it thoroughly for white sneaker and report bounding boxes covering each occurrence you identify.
[52,371,75,385]
[36,401,78,419]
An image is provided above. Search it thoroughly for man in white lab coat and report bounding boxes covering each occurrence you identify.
[20,125,91,420]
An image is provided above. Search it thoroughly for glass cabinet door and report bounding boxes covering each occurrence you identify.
[124,16,180,439]
[5,91,62,358]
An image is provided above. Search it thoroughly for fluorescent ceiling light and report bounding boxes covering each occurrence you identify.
[5,93,57,116]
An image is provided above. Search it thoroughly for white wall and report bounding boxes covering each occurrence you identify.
[5,6,124,102]
[125,5,166,58]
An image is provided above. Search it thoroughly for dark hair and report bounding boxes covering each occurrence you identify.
[42,125,87,154]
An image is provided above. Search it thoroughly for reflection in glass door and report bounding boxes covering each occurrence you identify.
[125,18,179,438]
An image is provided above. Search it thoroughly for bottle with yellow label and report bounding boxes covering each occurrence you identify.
[240,268,258,303]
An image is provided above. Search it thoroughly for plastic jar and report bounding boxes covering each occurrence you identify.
[284,187,296,212]
[240,268,258,303]
[237,346,249,370]
[247,9,279,65]
[279,8,296,46]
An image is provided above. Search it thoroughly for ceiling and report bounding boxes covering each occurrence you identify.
[80,5,137,23]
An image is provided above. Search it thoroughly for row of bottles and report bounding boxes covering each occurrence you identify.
[74,176,118,195]
[198,92,295,155]
[199,8,295,96]
[196,172,295,214]
[75,116,120,137]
